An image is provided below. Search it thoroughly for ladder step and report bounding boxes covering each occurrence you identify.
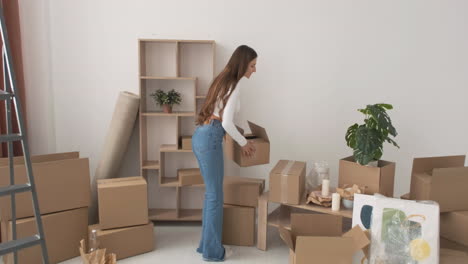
[0,134,23,142]
[0,235,42,255]
[0,184,31,197]
[0,90,13,100]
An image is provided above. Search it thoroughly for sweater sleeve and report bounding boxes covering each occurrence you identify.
[222,87,248,147]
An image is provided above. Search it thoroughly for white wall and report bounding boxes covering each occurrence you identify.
[19,0,468,220]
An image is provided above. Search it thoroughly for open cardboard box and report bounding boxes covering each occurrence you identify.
[0,152,91,221]
[278,213,369,264]
[410,155,468,212]
[224,121,270,167]
[88,222,154,260]
[224,176,265,207]
[338,156,395,197]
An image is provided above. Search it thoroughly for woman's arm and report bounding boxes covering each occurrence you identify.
[222,87,247,147]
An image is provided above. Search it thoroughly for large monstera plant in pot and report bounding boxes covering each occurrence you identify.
[345,103,399,166]
[338,103,399,197]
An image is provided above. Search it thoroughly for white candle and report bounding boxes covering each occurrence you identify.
[321,179,330,196]
[332,193,341,212]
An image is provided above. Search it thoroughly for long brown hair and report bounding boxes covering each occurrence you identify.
[196,45,257,125]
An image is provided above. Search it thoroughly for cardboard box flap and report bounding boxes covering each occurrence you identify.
[362,230,371,259]
[0,152,79,167]
[432,167,468,178]
[271,160,306,176]
[342,225,370,253]
[278,226,295,251]
[235,125,244,135]
[224,176,265,192]
[441,248,468,264]
[455,211,468,217]
[291,213,343,238]
[342,156,393,169]
[98,176,146,187]
[247,121,269,142]
[414,173,432,183]
[178,168,201,176]
[441,248,468,257]
[412,155,466,175]
[295,236,354,263]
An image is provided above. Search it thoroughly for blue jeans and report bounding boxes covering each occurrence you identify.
[192,119,226,261]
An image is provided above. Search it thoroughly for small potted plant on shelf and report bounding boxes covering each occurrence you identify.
[150,89,182,113]
[338,103,400,197]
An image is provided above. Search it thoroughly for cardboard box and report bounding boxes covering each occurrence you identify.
[98,176,148,230]
[441,237,468,254]
[180,136,192,150]
[224,121,270,167]
[178,168,203,186]
[269,160,306,205]
[88,222,154,260]
[410,155,468,212]
[440,238,468,264]
[440,248,468,264]
[2,207,88,264]
[279,214,369,264]
[0,154,91,221]
[338,156,395,197]
[222,205,255,246]
[223,176,265,207]
[441,211,468,247]
[0,151,79,166]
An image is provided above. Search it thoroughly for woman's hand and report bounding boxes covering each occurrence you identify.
[241,141,256,157]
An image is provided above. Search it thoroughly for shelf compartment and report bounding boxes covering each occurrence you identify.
[141,78,196,113]
[139,40,177,77]
[160,144,193,153]
[160,176,179,187]
[178,42,215,96]
[148,208,202,221]
[142,160,160,170]
[267,206,292,230]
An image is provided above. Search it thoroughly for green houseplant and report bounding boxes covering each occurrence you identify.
[345,103,399,166]
[150,89,182,113]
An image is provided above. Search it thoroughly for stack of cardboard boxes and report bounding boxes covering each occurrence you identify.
[93,176,154,260]
[222,176,265,246]
[221,121,270,246]
[409,155,468,253]
[0,152,90,264]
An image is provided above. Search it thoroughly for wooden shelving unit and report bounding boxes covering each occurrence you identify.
[139,39,215,221]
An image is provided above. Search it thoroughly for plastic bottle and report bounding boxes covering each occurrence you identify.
[89,229,100,253]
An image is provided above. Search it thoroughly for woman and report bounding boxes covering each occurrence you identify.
[192,45,258,261]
